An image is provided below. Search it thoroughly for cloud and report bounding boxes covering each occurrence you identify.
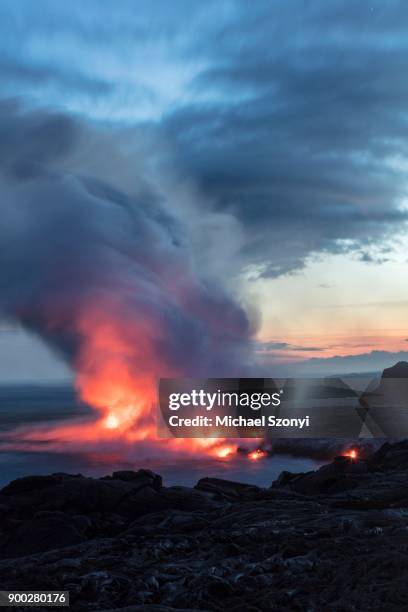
[160,1,408,275]
[0,1,407,276]
[0,56,113,97]
[282,350,408,376]
[256,340,324,353]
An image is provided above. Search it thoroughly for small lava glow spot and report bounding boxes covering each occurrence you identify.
[344,449,357,460]
[216,445,235,459]
[105,414,120,430]
[248,449,268,461]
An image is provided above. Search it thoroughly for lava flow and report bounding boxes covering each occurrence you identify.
[248,449,268,461]
[215,445,237,459]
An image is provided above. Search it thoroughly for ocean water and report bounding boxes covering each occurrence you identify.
[0,385,322,488]
[0,449,322,488]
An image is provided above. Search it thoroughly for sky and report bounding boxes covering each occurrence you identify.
[1,0,408,381]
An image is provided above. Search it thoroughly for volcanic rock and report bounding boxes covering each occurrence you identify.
[1,442,408,609]
[0,512,88,558]
[0,471,216,558]
[273,455,368,495]
[195,477,266,501]
[382,361,408,378]
[371,439,408,470]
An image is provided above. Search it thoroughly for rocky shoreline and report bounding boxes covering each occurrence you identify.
[1,441,408,610]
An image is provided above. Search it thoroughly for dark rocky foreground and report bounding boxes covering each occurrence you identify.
[2,443,408,610]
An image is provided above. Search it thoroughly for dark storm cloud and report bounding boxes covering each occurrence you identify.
[0,0,408,279]
[160,0,408,275]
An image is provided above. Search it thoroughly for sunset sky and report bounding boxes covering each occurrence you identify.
[2,0,408,380]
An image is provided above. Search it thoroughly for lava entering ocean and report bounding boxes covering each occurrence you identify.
[70,299,244,459]
[0,105,259,462]
[248,449,268,461]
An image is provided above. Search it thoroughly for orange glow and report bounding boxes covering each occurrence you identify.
[35,298,236,459]
[344,449,357,459]
[105,413,120,430]
[215,445,236,459]
[248,449,267,461]
[74,299,172,440]
[0,298,259,462]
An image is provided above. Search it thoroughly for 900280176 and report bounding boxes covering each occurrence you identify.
[0,591,69,607]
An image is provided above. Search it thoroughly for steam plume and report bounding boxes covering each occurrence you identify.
[0,102,256,445]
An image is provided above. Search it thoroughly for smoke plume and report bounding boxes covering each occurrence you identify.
[0,102,256,449]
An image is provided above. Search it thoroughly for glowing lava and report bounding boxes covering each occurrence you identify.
[248,449,267,461]
[344,449,357,460]
[66,300,246,459]
[105,414,120,430]
[215,445,236,459]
